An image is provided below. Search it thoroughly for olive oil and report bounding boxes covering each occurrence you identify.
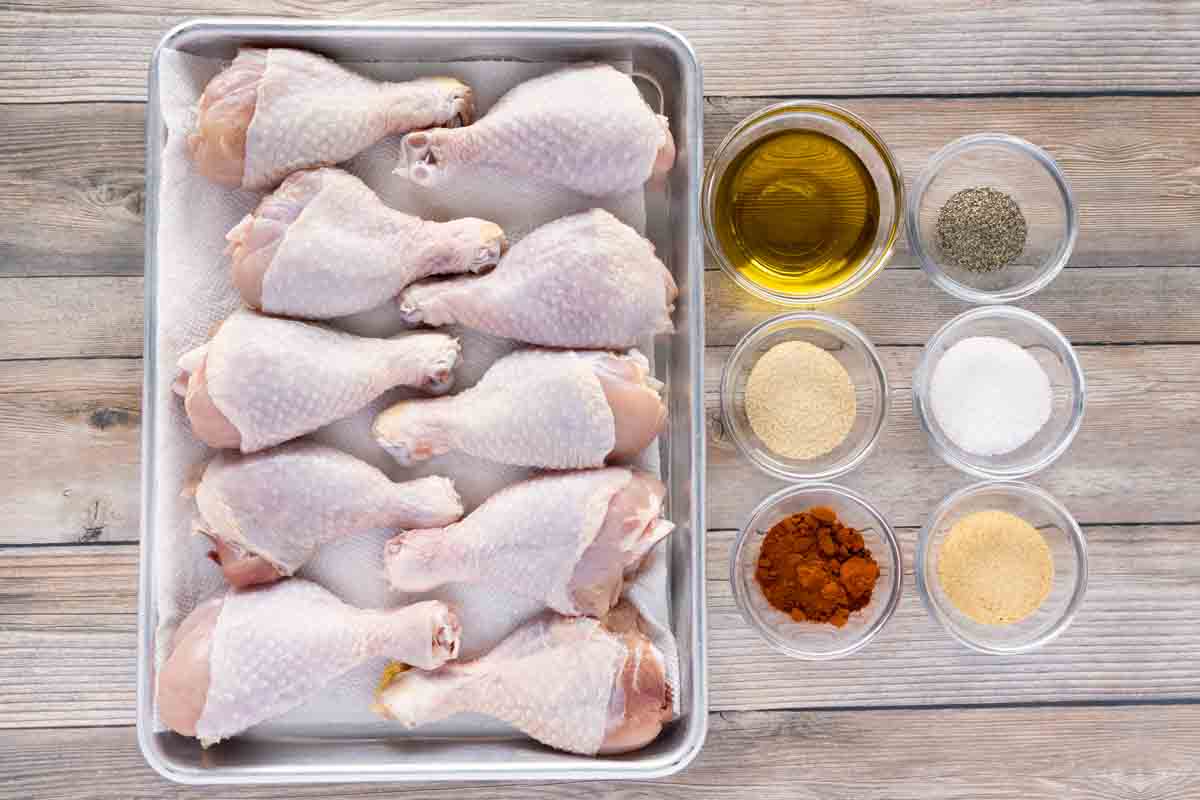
[713,130,880,295]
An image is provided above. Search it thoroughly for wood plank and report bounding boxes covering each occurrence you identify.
[706,267,1200,347]
[3,2,1200,102]
[707,525,1200,710]
[3,266,1197,364]
[0,277,144,360]
[705,95,1200,269]
[0,359,141,546]
[2,341,1197,544]
[4,267,1197,363]
[707,344,1200,530]
[0,546,138,729]
[5,95,1200,277]
[7,708,1200,799]
[0,103,145,277]
[6,522,1200,728]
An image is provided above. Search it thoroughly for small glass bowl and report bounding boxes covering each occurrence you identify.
[721,312,889,481]
[907,133,1077,304]
[916,481,1087,654]
[731,483,903,660]
[703,101,903,306]
[914,306,1085,479]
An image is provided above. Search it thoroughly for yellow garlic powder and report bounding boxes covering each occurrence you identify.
[745,340,856,460]
[937,510,1054,626]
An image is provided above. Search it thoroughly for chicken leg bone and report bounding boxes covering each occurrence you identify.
[385,468,673,617]
[157,579,460,746]
[196,441,463,588]
[374,604,671,755]
[396,63,674,197]
[396,208,676,349]
[189,48,474,190]
[373,348,666,469]
[226,168,507,319]
[176,308,460,453]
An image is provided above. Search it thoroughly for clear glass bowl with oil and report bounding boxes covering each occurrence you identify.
[703,102,903,305]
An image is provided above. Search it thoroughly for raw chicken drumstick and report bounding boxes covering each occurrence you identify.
[385,468,673,617]
[374,603,671,755]
[196,441,463,588]
[373,348,666,468]
[226,168,507,319]
[190,48,474,190]
[397,63,675,197]
[158,579,460,746]
[176,308,460,453]
[396,208,676,349]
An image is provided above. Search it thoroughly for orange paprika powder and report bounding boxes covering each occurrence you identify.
[754,506,880,627]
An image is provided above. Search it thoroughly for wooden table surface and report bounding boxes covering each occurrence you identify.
[3,2,1200,797]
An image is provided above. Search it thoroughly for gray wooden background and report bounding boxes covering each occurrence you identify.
[3,2,1200,797]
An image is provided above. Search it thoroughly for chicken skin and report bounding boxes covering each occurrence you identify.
[396,209,676,350]
[158,580,460,746]
[226,168,506,319]
[374,604,670,755]
[373,348,666,469]
[176,309,460,453]
[190,48,473,190]
[396,64,673,197]
[196,441,463,588]
[385,468,673,617]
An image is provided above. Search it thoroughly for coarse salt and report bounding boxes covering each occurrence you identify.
[929,336,1052,456]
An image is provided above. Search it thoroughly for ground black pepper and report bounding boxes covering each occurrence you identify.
[936,186,1027,273]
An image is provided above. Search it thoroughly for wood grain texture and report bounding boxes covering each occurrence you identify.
[6,524,1200,729]
[0,359,141,546]
[3,332,1198,543]
[707,344,1200,530]
[706,267,1200,347]
[0,103,145,278]
[0,277,144,360]
[6,694,1200,800]
[3,267,1198,364]
[707,524,1200,710]
[0,546,138,729]
[6,95,1200,277]
[3,2,1200,102]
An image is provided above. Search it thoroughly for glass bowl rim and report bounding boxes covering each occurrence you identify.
[721,311,891,481]
[702,99,905,307]
[730,482,905,660]
[913,305,1086,480]
[906,132,1079,305]
[914,479,1089,654]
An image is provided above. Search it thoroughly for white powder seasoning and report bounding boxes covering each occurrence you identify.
[745,340,857,460]
[929,336,1052,456]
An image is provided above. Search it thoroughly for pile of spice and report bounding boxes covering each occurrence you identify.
[937,510,1053,625]
[930,336,1052,456]
[936,186,1027,273]
[745,340,856,460]
[754,506,880,627]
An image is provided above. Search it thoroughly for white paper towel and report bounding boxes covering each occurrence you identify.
[151,48,678,740]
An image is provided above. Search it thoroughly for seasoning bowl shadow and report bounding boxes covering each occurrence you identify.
[722,312,889,482]
[916,481,1087,654]
[914,306,1085,480]
[907,133,1077,304]
[731,483,903,660]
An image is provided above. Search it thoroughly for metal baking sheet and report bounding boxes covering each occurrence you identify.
[137,18,706,784]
